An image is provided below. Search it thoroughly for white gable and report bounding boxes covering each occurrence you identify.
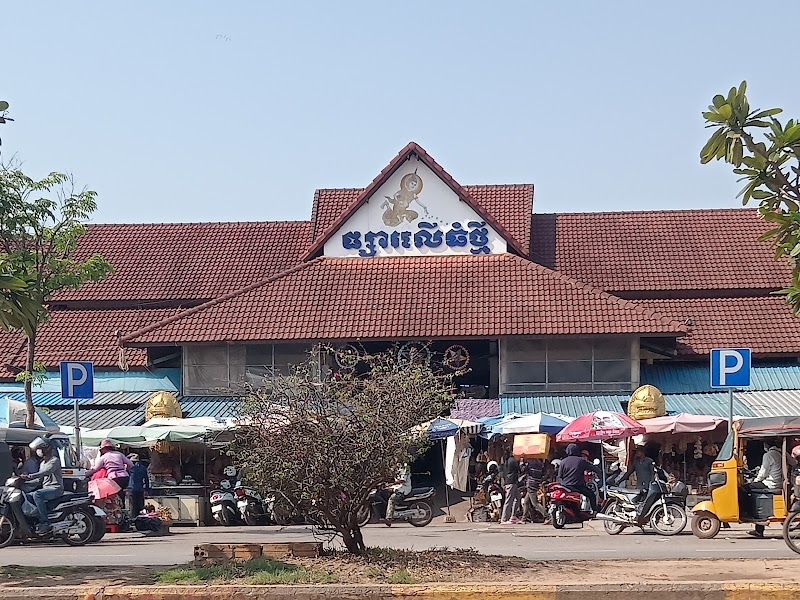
[323,156,508,258]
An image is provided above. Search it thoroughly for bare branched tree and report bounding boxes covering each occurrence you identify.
[230,345,456,555]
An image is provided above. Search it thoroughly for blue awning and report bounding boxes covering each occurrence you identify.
[664,393,757,418]
[641,362,800,394]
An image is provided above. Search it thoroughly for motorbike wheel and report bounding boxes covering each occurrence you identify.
[244,510,259,527]
[783,510,800,555]
[89,516,107,542]
[0,515,16,548]
[552,505,566,529]
[356,505,372,528]
[602,500,627,535]
[408,501,433,527]
[691,511,721,540]
[61,507,96,546]
[219,505,233,526]
[649,504,687,536]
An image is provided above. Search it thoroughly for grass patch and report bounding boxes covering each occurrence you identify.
[156,558,337,585]
[387,568,415,585]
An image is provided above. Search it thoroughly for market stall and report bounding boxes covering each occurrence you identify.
[80,399,235,527]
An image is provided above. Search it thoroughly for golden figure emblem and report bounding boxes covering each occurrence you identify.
[382,172,427,227]
[145,391,182,421]
[627,385,666,420]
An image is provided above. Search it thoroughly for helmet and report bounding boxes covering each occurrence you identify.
[487,461,499,474]
[100,439,115,451]
[792,445,800,460]
[223,466,237,477]
[29,437,50,452]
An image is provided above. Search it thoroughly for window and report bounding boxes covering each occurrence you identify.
[184,343,313,395]
[500,338,635,394]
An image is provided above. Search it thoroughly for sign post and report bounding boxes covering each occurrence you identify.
[59,361,94,458]
[710,348,751,433]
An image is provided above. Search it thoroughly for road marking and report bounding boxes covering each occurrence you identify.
[525,549,616,553]
[696,548,782,552]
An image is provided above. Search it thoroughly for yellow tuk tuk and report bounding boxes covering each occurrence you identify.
[691,416,800,539]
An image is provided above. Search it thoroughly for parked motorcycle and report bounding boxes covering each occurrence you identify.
[234,481,269,526]
[599,468,688,536]
[547,482,595,528]
[357,486,435,527]
[210,478,239,526]
[0,476,102,547]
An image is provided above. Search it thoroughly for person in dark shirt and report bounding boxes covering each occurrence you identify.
[501,453,521,524]
[558,444,602,513]
[619,447,656,491]
[522,458,547,523]
[127,454,151,516]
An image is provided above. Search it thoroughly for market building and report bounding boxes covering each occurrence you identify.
[2,142,800,429]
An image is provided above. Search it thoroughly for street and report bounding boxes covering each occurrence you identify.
[1,522,797,566]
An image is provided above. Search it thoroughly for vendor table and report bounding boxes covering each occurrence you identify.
[150,486,208,526]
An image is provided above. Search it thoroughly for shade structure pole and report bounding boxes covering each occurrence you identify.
[728,389,734,435]
[600,442,607,495]
[440,440,451,516]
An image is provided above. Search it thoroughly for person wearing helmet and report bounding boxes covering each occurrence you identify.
[87,439,134,507]
[20,437,64,534]
[557,443,602,514]
[481,461,500,493]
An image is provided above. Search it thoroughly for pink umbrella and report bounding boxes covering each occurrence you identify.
[642,413,725,435]
[556,410,645,443]
[88,477,121,500]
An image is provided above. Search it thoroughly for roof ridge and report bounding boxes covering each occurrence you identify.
[535,207,757,217]
[87,220,312,227]
[119,258,325,344]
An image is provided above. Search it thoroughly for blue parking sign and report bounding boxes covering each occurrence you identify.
[710,348,751,388]
[60,361,94,399]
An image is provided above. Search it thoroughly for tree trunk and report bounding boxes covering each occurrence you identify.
[25,331,35,429]
[339,524,366,555]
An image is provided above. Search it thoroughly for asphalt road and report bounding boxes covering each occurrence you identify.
[1,522,798,566]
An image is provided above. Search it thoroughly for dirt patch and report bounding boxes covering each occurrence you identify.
[2,552,799,587]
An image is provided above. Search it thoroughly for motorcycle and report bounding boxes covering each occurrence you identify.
[0,476,102,547]
[599,468,688,536]
[547,481,595,528]
[487,481,504,522]
[210,478,239,526]
[357,486,435,527]
[234,481,269,526]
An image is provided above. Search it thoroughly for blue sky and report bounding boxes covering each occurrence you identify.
[3,2,799,224]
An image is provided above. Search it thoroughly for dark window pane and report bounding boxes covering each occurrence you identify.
[505,362,547,384]
[594,360,631,383]
[548,361,592,383]
[548,340,592,361]
[594,338,632,360]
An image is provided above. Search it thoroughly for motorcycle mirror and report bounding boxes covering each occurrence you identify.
[593,458,600,466]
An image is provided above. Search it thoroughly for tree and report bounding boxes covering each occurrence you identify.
[0,100,11,151]
[230,346,456,555]
[0,258,39,333]
[0,169,113,427]
[701,81,800,310]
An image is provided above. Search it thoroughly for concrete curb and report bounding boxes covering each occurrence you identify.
[5,582,800,600]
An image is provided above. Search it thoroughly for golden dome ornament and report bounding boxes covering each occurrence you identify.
[146,391,182,421]
[628,385,666,420]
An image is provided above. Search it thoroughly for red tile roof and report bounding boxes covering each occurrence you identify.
[0,308,179,376]
[59,221,311,303]
[122,255,686,345]
[638,296,800,356]
[531,209,790,293]
[305,143,532,258]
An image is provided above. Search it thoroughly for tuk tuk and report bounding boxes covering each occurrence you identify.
[0,428,87,492]
[690,416,800,539]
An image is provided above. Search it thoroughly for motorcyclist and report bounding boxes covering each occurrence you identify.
[384,464,412,525]
[481,461,501,494]
[20,437,64,534]
[557,443,602,514]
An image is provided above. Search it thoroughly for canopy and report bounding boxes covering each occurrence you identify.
[80,418,232,448]
[737,416,800,438]
[556,410,645,442]
[498,413,572,435]
[424,417,482,440]
[642,413,726,435]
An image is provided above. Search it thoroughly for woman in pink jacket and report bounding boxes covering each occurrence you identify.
[87,439,134,506]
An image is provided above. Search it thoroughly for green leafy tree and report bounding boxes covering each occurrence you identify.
[0,169,113,427]
[231,346,455,555]
[0,258,39,333]
[701,81,800,310]
[0,100,11,150]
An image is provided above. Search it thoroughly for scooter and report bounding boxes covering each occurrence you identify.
[356,486,435,527]
[234,481,269,526]
[547,481,595,528]
[210,478,239,526]
[0,476,103,547]
[599,467,688,536]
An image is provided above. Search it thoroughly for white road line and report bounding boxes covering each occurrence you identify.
[696,548,782,552]
[525,549,617,553]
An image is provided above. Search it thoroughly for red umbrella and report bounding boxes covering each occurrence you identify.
[556,410,645,443]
